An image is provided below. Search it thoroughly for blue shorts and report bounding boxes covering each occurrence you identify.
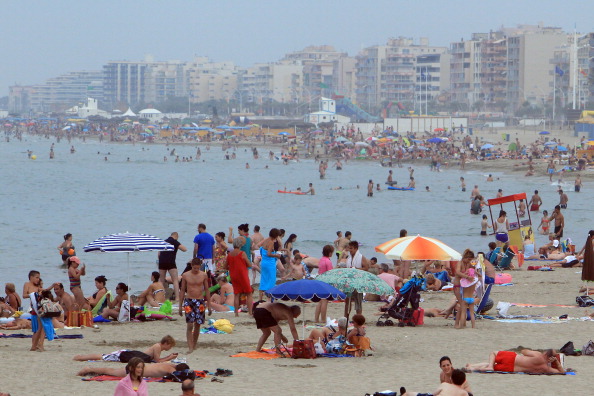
[548,169,554,174]
[496,233,509,243]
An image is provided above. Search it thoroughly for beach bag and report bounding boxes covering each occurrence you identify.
[163,369,196,382]
[582,340,594,356]
[412,308,424,325]
[213,319,234,333]
[39,298,62,318]
[292,339,316,359]
[120,350,153,363]
[66,311,80,326]
[495,273,512,284]
[118,300,130,322]
[560,341,578,356]
[78,311,93,327]
[576,295,594,307]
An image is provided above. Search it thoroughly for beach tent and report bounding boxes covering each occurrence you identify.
[83,233,173,291]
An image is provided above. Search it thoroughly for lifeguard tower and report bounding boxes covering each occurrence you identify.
[487,193,534,248]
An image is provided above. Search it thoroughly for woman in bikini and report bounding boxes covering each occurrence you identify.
[67,256,89,310]
[538,210,550,235]
[4,283,21,310]
[101,282,129,320]
[87,275,108,309]
[134,272,166,307]
[208,275,235,313]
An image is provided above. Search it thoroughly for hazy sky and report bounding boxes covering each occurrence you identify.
[2,1,592,96]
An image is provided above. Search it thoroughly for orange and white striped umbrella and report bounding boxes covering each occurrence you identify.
[375,235,462,261]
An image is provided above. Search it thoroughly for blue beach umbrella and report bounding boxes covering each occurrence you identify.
[427,137,444,143]
[556,145,568,152]
[265,279,345,338]
[481,143,494,150]
[278,131,290,136]
[84,232,174,291]
[539,131,550,135]
[544,141,557,146]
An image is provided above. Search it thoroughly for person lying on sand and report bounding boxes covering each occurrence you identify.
[465,348,564,374]
[73,335,178,362]
[77,362,189,377]
[548,255,582,268]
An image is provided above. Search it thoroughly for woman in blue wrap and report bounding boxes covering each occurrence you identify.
[259,228,281,301]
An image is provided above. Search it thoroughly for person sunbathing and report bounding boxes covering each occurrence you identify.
[465,348,564,374]
[548,255,582,268]
[77,362,189,378]
[402,368,469,396]
[73,335,178,363]
[439,356,472,394]
[307,317,347,346]
[0,318,31,330]
[425,273,443,291]
[208,275,235,312]
[133,272,166,307]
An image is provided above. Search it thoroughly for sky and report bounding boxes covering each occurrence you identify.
[1,0,593,97]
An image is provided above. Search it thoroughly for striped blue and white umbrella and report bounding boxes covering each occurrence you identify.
[83,232,174,291]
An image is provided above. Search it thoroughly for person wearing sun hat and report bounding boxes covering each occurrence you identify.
[459,256,479,329]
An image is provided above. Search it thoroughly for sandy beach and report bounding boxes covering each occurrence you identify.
[1,262,593,396]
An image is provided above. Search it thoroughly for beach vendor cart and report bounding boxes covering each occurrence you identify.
[487,193,534,248]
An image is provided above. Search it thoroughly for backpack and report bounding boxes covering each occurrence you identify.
[163,369,196,382]
[583,340,594,356]
[38,298,62,318]
[576,295,594,307]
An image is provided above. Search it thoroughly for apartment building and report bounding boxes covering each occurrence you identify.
[356,37,448,112]
[25,70,104,113]
[185,57,239,103]
[8,85,35,114]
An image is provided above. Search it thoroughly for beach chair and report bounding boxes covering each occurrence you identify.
[474,284,493,317]
[91,291,112,316]
[496,249,515,270]
[488,247,501,266]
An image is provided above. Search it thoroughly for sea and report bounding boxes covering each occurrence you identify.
[1,135,590,293]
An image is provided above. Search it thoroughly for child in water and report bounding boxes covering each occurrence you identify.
[480,215,491,236]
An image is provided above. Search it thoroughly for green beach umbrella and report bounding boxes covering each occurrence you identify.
[316,268,394,296]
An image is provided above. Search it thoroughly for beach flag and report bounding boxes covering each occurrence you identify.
[555,66,564,77]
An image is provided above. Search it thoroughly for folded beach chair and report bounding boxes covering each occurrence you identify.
[474,284,493,316]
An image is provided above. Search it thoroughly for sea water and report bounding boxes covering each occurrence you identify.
[1,136,590,292]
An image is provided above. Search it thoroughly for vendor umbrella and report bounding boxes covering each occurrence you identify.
[265,279,346,338]
[83,232,174,291]
[375,235,462,261]
[427,137,445,143]
[316,268,393,320]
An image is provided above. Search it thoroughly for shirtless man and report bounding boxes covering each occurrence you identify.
[73,335,178,362]
[470,185,480,201]
[52,283,74,315]
[387,169,395,185]
[179,258,211,354]
[403,368,469,396]
[574,174,582,192]
[250,225,264,248]
[528,190,542,211]
[407,177,416,189]
[305,183,315,195]
[77,362,189,377]
[181,379,200,396]
[254,302,300,353]
[558,189,569,209]
[367,179,374,197]
[550,205,565,238]
[466,348,564,374]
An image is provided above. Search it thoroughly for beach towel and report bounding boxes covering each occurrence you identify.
[230,350,281,360]
[82,375,164,382]
[469,369,575,375]
[91,291,112,316]
[0,333,83,339]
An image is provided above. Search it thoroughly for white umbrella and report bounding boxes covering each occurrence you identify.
[83,232,174,290]
[355,142,370,147]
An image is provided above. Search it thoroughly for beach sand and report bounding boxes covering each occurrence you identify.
[1,264,593,396]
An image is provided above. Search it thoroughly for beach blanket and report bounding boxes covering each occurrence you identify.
[0,333,83,339]
[511,303,578,308]
[230,348,354,359]
[200,326,226,334]
[230,350,281,360]
[469,369,575,375]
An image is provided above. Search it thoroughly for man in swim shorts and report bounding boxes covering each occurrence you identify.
[466,348,564,374]
[528,190,542,212]
[550,205,565,238]
[254,302,300,353]
[179,259,211,354]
